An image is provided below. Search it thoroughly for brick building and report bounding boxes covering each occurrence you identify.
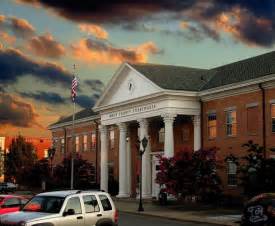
[49,51,275,198]
[0,136,52,182]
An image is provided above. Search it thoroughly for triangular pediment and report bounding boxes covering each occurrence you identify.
[94,63,162,110]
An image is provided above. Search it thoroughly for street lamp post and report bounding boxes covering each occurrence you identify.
[137,136,148,212]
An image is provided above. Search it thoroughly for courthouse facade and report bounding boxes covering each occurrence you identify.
[49,51,275,198]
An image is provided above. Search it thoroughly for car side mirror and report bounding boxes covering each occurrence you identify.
[63,209,75,216]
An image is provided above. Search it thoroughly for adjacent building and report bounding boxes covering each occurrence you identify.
[0,136,52,182]
[50,51,275,198]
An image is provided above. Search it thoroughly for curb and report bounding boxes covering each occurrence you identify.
[119,210,239,226]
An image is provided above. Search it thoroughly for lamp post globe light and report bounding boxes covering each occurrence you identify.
[137,136,148,212]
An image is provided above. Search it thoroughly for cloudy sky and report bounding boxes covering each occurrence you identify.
[0,0,274,138]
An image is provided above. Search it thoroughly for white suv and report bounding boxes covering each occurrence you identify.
[0,190,118,226]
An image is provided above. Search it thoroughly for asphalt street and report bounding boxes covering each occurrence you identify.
[118,212,217,226]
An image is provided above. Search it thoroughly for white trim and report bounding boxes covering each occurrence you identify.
[246,102,259,108]
[269,99,275,104]
[224,106,236,112]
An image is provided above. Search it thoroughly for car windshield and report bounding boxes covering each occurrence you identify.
[22,196,64,213]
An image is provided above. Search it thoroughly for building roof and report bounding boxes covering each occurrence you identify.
[201,51,275,90]
[131,51,275,91]
[130,63,212,91]
[50,108,98,127]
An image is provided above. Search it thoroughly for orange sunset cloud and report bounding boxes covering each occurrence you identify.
[79,24,108,40]
[71,38,160,64]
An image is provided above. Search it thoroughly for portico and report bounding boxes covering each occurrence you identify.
[93,63,202,198]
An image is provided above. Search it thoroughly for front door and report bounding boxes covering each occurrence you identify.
[151,154,162,199]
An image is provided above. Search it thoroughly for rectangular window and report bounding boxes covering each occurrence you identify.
[110,130,115,150]
[91,132,96,151]
[226,110,237,136]
[44,149,48,158]
[247,107,259,135]
[99,195,112,211]
[83,195,100,213]
[272,104,275,133]
[208,113,217,139]
[61,138,65,154]
[158,128,165,143]
[227,161,237,186]
[75,136,79,152]
[83,135,88,152]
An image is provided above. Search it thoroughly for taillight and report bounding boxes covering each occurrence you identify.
[114,209,118,224]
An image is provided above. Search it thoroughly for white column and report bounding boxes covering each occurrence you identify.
[126,136,131,195]
[162,113,176,158]
[138,119,151,198]
[117,123,129,198]
[193,115,201,151]
[99,125,108,192]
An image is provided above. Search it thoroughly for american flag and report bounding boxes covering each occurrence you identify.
[71,76,78,102]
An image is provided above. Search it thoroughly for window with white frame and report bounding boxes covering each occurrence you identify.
[226,110,237,136]
[272,104,275,133]
[110,130,115,150]
[208,113,217,139]
[158,128,165,143]
[227,161,237,186]
[75,136,79,152]
[61,138,65,154]
[91,132,96,151]
[83,135,88,152]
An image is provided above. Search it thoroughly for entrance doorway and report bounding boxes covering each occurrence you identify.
[151,153,163,199]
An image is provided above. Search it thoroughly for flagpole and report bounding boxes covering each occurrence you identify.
[70,100,75,189]
[70,64,77,190]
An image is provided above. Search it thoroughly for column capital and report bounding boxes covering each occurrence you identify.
[137,118,148,129]
[117,122,127,132]
[99,125,108,134]
[161,113,176,124]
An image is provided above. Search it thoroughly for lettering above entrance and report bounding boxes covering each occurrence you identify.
[103,104,157,120]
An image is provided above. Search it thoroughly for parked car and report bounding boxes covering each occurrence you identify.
[0,195,28,215]
[0,190,118,226]
[241,193,275,226]
[0,182,17,193]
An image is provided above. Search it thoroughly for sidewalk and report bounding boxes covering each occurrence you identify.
[114,198,241,226]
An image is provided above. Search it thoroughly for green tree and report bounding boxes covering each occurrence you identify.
[5,136,37,184]
[226,140,275,198]
[156,148,222,203]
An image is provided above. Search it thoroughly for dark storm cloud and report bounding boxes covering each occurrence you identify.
[0,93,38,127]
[17,0,275,46]
[76,94,99,108]
[0,48,72,86]
[17,0,196,23]
[19,91,66,105]
[85,79,104,93]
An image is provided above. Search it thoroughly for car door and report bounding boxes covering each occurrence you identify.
[82,195,102,226]
[57,196,85,226]
[0,197,21,214]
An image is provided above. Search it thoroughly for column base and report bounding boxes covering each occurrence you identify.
[116,193,130,198]
[136,193,152,199]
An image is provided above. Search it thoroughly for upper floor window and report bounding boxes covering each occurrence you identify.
[208,113,217,139]
[227,161,237,186]
[91,132,96,151]
[247,106,259,135]
[44,149,48,158]
[158,128,165,143]
[83,135,88,152]
[272,104,275,133]
[226,110,237,136]
[61,138,65,154]
[75,136,79,152]
[110,130,115,149]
